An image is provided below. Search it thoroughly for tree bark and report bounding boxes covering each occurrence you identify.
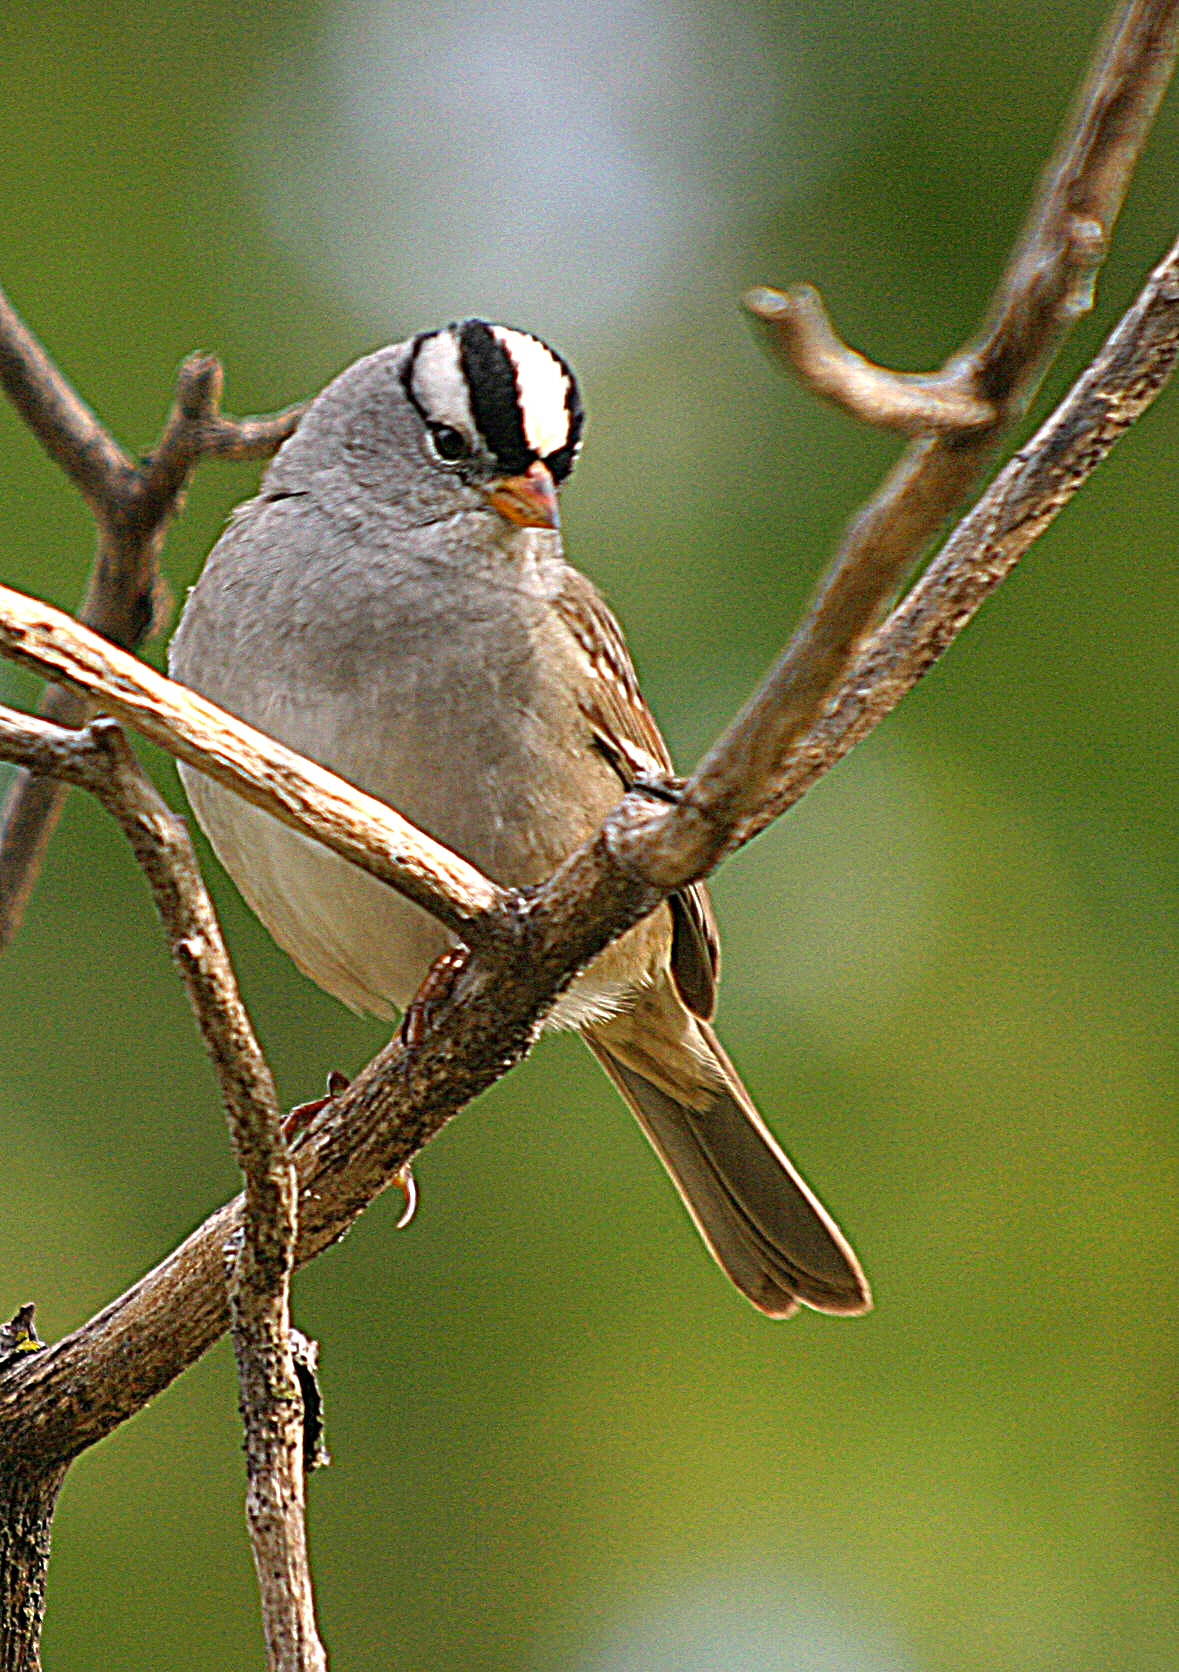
[0,1465,63,1672]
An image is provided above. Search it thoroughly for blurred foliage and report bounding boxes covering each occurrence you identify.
[2,1,1178,1668]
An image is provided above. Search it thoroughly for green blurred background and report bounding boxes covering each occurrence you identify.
[3,1,1178,1667]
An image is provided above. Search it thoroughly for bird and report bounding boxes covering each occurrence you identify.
[169,319,870,1320]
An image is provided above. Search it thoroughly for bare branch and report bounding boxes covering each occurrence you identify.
[2,220,1177,1475]
[615,229,1179,883]
[751,232,1179,835]
[1,0,1170,958]
[655,0,1179,879]
[78,726,327,1671]
[0,285,134,513]
[0,1463,63,1672]
[0,707,326,1670]
[0,283,305,952]
[980,0,1179,393]
[0,601,509,943]
[744,285,997,434]
[751,0,1176,451]
[0,25,1175,1659]
[136,355,304,515]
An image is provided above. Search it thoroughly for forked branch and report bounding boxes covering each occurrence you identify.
[726,0,1178,861]
[1,221,1177,1478]
[0,3,1176,1667]
[0,284,305,952]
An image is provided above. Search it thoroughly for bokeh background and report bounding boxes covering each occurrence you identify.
[3,1,1178,1668]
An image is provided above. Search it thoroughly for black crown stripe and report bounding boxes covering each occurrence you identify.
[457,320,532,476]
[398,331,430,425]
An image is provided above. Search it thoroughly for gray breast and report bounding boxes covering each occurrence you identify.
[170,493,619,1015]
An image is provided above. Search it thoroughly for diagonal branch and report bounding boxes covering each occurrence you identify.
[0,283,305,952]
[0,22,1175,1663]
[753,235,1179,833]
[0,597,508,944]
[617,231,1179,879]
[1,223,1176,1472]
[0,286,134,512]
[727,0,1178,863]
[1,0,1170,956]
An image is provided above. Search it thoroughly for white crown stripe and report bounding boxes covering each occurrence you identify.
[492,326,571,460]
[409,331,475,436]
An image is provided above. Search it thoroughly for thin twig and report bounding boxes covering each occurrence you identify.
[0,286,134,512]
[2,224,1177,1469]
[0,284,305,952]
[744,285,997,434]
[0,708,326,1671]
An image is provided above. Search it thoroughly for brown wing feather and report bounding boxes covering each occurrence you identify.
[553,569,719,1017]
[669,887,719,1019]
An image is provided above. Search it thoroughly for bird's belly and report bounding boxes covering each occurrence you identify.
[176,643,647,1023]
[180,764,448,1016]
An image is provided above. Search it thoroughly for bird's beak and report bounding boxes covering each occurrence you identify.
[482,460,560,530]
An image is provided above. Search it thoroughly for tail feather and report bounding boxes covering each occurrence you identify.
[586,1001,871,1319]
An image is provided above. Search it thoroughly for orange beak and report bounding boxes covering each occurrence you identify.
[482,459,560,530]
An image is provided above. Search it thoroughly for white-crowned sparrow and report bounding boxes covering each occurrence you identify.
[169,320,870,1320]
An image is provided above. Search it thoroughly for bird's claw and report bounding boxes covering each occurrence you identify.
[393,1164,418,1229]
[635,768,683,805]
[399,944,471,1047]
[283,1068,351,1140]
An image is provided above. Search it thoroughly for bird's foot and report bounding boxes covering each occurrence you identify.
[282,1071,418,1226]
[399,944,471,1048]
[634,768,683,805]
[283,1067,351,1140]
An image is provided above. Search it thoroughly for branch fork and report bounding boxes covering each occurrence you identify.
[1,2,1177,1667]
[0,292,305,954]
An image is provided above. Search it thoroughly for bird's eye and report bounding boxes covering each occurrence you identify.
[428,423,471,463]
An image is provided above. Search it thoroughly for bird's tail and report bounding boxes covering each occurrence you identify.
[585,990,871,1319]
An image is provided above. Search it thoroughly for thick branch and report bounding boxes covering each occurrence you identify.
[0,284,305,951]
[0,1465,63,1672]
[0,601,509,943]
[0,6,1173,1611]
[2,226,1176,1471]
[1,0,1170,958]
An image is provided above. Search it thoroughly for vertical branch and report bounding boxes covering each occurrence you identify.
[0,1465,63,1672]
[69,722,327,1672]
[229,1206,327,1672]
[0,712,326,1672]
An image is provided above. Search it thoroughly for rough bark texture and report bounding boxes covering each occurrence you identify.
[0,1465,63,1672]
[0,1,1175,1664]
